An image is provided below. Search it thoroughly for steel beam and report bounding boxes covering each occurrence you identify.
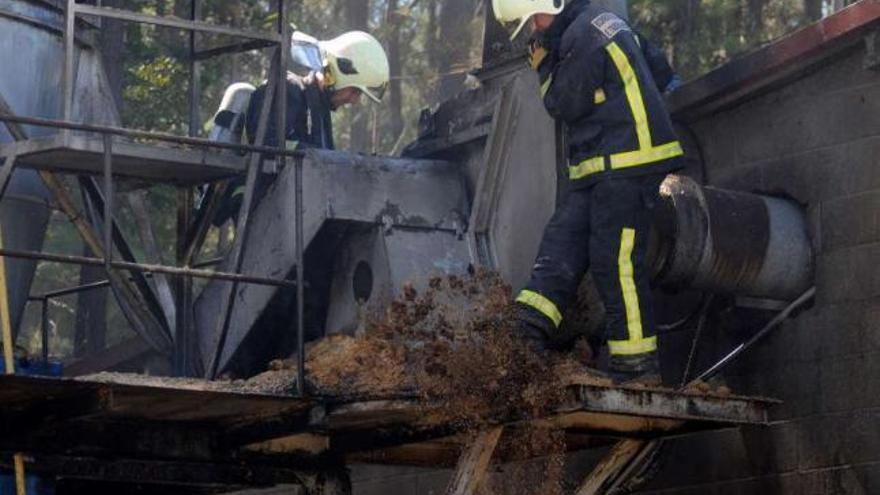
[74,4,282,42]
[0,114,304,158]
[193,39,276,61]
[0,249,295,288]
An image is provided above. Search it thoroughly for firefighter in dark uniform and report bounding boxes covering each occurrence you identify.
[215,31,390,225]
[492,0,684,382]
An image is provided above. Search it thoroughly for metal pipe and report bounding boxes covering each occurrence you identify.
[41,171,173,352]
[0,249,296,288]
[102,134,113,273]
[295,156,305,396]
[694,286,817,382]
[74,4,282,42]
[0,114,305,159]
[62,0,75,122]
[183,181,228,266]
[32,279,112,300]
[205,49,282,379]
[193,40,276,61]
[40,298,49,363]
[650,175,814,300]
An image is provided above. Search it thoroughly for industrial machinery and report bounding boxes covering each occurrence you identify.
[0,1,816,493]
[0,0,813,380]
[194,56,813,379]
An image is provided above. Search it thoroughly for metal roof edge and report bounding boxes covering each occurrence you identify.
[669,0,880,122]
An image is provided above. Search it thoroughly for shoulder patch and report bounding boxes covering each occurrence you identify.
[591,12,630,39]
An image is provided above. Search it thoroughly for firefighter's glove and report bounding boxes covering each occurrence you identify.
[528,37,549,71]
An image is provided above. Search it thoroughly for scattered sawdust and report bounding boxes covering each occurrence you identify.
[682,379,733,397]
[77,372,226,392]
[478,427,567,495]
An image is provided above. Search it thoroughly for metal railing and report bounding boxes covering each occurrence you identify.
[0,0,307,394]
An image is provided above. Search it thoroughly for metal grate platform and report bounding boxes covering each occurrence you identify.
[1,133,247,185]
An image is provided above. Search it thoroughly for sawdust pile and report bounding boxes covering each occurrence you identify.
[366,271,560,426]
[246,271,608,409]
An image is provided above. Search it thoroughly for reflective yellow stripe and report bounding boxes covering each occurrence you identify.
[610,140,683,169]
[540,75,553,98]
[569,156,605,180]
[231,186,245,198]
[608,336,657,355]
[516,290,563,328]
[594,88,607,104]
[606,42,651,150]
[596,41,684,172]
[607,228,656,356]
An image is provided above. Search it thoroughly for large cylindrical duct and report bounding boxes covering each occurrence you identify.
[0,0,119,336]
[650,175,813,300]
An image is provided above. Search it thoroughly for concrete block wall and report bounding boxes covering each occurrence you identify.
[643,43,880,494]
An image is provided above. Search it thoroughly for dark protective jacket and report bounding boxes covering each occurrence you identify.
[535,0,683,187]
[245,72,334,150]
[216,73,334,227]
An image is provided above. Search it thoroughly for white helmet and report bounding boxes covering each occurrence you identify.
[492,0,564,40]
[319,31,390,103]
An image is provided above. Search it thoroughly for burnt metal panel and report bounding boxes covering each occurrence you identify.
[195,150,467,374]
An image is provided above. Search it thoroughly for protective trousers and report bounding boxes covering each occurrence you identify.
[516,174,664,357]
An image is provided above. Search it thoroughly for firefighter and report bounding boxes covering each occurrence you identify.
[492,0,684,383]
[244,30,390,149]
[216,31,390,225]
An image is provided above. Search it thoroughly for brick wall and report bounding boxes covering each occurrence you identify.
[642,42,880,494]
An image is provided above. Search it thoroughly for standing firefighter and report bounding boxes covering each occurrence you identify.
[493,0,684,382]
[216,30,390,224]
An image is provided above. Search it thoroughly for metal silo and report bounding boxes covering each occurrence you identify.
[0,0,119,338]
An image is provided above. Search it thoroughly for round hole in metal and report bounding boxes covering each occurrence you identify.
[352,261,373,303]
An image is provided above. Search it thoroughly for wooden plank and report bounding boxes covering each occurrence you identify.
[575,439,645,495]
[243,433,330,456]
[444,426,503,495]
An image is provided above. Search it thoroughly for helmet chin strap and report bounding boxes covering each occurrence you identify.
[510,16,531,41]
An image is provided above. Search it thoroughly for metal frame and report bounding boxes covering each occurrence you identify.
[0,0,307,391]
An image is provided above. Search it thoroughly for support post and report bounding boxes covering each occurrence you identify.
[575,439,645,495]
[39,171,173,353]
[63,0,76,122]
[175,0,201,377]
[0,154,18,199]
[205,49,281,379]
[0,195,27,495]
[102,134,113,273]
[444,427,503,495]
[41,298,49,363]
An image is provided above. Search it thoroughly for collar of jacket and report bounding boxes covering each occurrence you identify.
[542,0,591,52]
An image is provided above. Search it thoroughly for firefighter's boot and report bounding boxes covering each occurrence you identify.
[608,351,662,386]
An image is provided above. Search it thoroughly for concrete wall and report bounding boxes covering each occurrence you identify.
[643,42,880,494]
